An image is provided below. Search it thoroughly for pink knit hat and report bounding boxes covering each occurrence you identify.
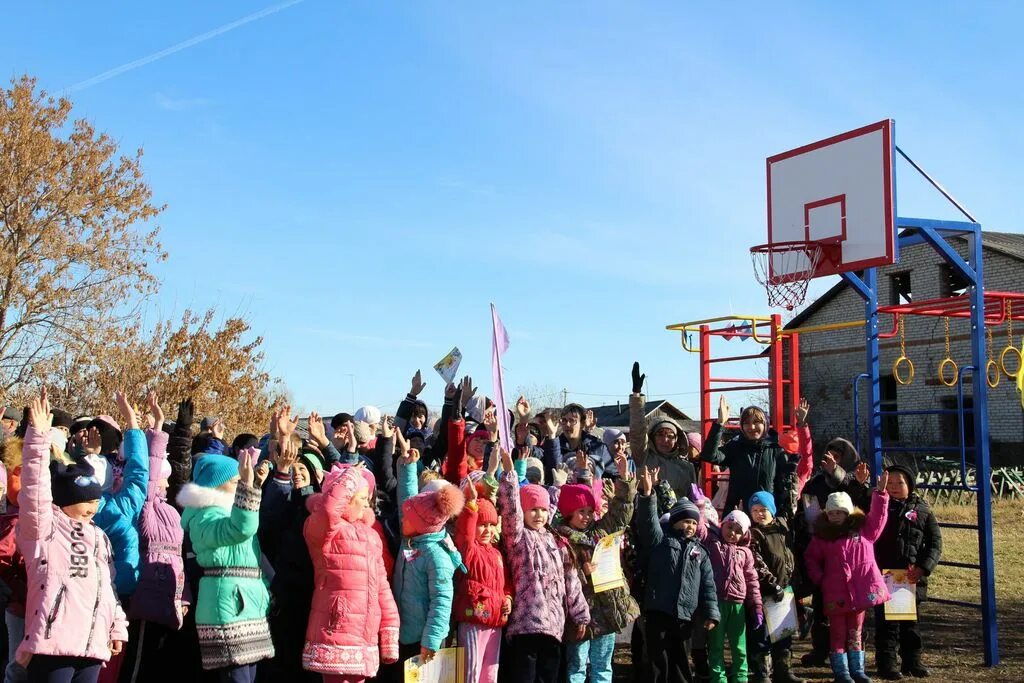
[686,432,703,451]
[557,483,596,519]
[402,481,465,536]
[519,484,550,513]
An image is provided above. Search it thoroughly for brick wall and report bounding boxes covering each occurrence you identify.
[785,238,1024,465]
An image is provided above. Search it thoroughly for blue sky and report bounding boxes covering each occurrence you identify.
[6,2,1022,418]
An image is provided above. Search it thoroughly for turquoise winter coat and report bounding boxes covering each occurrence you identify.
[393,460,463,651]
[94,428,149,596]
[178,481,274,670]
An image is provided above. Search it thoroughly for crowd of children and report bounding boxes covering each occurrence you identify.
[0,360,942,683]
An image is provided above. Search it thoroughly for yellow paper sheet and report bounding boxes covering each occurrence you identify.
[404,646,465,683]
[883,569,918,621]
[591,530,626,593]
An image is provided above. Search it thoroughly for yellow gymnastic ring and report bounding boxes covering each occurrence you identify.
[938,357,959,387]
[986,360,1001,388]
[1000,345,1022,379]
[893,356,915,386]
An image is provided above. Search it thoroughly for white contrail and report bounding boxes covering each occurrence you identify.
[66,0,305,93]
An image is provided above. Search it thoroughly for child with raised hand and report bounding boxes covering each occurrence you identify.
[696,502,763,683]
[555,450,640,683]
[499,447,589,683]
[872,460,941,680]
[805,472,892,683]
[635,466,718,683]
[394,429,466,665]
[746,491,802,683]
[177,431,274,682]
[303,460,399,683]
[16,388,128,683]
[452,466,511,683]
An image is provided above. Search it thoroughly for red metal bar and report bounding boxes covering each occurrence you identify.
[707,354,768,363]
[710,377,772,384]
[700,324,713,497]
[770,314,784,427]
[788,331,801,430]
[709,384,774,393]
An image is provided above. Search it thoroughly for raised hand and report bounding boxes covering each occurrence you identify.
[254,460,272,488]
[542,412,558,439]
[464,477,478,501]
[795,398,810,426]
[483,408,499,439]
[395,428,412,464]
[176,398,195,430]
[460,375,477,403]
[552,464,570,487]
[822,452,837,474]
[614,450,631,481]
[631,361,646,395]
[410,370,426,397]
[114,390,139,430]
[638,466,654,496]
[28,387,52,431]
[515,396,531,421]
[515,445,530,462]
[877,469,889,493]
[445,382,457,400]
[147,391,165,433]
[212,419,226,440]
[272,438,298,472]
[307,412,328,447]
[380,415,395,439]
[84,427,102,455]
[717,395,730,425]
[854,461,870,485]
[238,448,254,487]
[584,409,595,430]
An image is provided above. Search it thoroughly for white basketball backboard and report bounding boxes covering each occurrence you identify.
[766,120,897,279]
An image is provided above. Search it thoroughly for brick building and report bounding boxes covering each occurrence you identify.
[783,231,1024,465]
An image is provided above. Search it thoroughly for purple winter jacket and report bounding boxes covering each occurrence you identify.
[127,429,189,628]
[697,523,763,615]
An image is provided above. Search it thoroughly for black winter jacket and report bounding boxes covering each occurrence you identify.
[873,493,942,600]
[700,422,796,519]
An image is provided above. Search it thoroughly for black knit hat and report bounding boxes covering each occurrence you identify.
[50,409,74,431]
[330,412,354,429]
[884,455,918,494]
[50,459,103,507]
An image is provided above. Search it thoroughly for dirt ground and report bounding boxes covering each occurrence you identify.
[611,500,1024,682]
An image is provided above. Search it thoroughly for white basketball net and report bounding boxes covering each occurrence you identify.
[750,241,824,311]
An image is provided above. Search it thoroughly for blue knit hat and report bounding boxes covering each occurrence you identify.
[748,491,776,517]
[192,454,239,489]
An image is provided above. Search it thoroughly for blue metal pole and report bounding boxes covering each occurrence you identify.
[969,226,1000,666]
[863,268,882,478]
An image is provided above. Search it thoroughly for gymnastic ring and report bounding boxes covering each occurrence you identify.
[1000,345,1022,379]
[938,358,959,387]
[893,356,915,386]
[986,360,1001,388]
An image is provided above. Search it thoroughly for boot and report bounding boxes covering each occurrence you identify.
[749,652,770,683]
[801,649,829,667]
[829,652,854,683]
[771,649,804,683]
[876,651,903,680]
[846,650,872,683]
[900,651,930,678]
[693,647,711,683]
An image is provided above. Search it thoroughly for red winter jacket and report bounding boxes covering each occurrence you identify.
[453,499,512,628]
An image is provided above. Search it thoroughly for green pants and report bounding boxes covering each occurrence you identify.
[708,600,747,683]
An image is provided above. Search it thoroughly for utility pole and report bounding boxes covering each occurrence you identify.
[562,388,567,407]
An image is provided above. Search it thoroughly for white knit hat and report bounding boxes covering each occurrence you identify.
[825,491,854,515]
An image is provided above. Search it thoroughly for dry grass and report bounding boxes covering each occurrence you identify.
[613,500,1024,681]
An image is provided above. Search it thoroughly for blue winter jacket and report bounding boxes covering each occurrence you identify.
[94,428,150,596]
[393,459,463,651]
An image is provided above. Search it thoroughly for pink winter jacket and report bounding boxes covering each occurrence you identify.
[805,489,891,615]
[16,427,129,662]
[302,466,399,677]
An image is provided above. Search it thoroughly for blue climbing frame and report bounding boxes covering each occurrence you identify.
[847,217,999,666]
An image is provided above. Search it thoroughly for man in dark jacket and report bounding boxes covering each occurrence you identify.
[872,458,942,680]
[554,403,616,478]
[629,362,697,499]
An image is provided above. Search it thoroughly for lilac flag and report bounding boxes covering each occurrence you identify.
[490,303,513,454]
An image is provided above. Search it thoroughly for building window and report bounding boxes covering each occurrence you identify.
[880,374,899,443]
[940,395,975,459]
[890,272,912,305]
[939,263,970,298]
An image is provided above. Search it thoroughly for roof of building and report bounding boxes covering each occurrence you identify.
[784,230,1024,330]
[587,399,695,431]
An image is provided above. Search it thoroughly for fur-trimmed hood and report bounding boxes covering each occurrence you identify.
[175,482,234,511]
[2,437,22,471]
[813,506,866,541]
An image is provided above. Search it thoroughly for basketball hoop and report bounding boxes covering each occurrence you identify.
[750,240,826,310]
